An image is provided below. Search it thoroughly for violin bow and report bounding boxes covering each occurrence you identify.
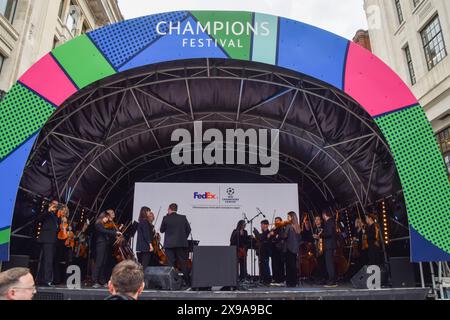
[154,206,162,226]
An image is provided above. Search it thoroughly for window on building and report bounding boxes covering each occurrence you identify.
[421,15,447,70]
[404,45,416,85]
[395,0,404,24]
[437,127,450,176]
[66,2,80,35]
[0,0,18,23]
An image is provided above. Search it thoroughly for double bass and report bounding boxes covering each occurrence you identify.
[298,214,318,278]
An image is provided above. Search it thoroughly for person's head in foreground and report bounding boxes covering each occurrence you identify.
[0,268,36,301]
[106,260,145,300]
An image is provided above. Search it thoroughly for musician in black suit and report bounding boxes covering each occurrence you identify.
[160,203,191,286]
[136,207,157,269]
[269,217,286,284]
[36,200,60,286]
[92,210,122,288]
[253,220,272,285]
[321,210,338,287]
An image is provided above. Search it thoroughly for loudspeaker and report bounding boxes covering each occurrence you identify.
[144,267,182,291]
[351,265,371,289]
[191,246,237,289]
[389,257,416,288]
[1,255,30,270]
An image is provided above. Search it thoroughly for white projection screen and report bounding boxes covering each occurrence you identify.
[132,183,299,248]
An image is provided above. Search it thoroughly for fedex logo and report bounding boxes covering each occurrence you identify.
[193,192,217,200]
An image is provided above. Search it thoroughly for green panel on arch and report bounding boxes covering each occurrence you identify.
[375,105,450,254]
[0,84,55,160]
[0,228,11,245]
[51,34,116,89]
[191,11,253,60]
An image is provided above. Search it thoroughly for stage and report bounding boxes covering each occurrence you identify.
[34,285,428,301]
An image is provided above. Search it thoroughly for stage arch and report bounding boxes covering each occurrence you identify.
[0,11,449,262]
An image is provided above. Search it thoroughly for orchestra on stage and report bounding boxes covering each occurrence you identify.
[34,199,383,289]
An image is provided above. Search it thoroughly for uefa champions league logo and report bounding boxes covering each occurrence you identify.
[226,188,235,198]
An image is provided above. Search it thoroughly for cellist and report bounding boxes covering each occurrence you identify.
[136,207,157,269]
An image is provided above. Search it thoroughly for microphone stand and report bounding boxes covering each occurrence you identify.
[246,209,265,286]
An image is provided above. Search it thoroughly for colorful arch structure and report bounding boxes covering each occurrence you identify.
[0,11,449,262]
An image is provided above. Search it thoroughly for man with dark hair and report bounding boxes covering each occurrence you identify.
[105,260,145,300]
[160,203,191,287]
[0,268,36,300]
[253,220,272,285]
[321,210,338,287]
[269,217,286,285]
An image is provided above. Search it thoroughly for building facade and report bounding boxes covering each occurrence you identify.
[0,0,123,93]
[364,0,450,174]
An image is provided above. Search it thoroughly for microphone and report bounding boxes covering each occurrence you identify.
[256,208,266,218]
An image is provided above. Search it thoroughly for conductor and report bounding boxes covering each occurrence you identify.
[160,203,191,286]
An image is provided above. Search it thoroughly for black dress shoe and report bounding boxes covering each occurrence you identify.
[44,282,55,288]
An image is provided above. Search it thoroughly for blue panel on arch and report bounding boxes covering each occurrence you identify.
[0,243,8,261]
[277,18,349,90]
[88,11,189,69]
[410,227,450,262]
[119,16,228,72]
[0,133,38,229]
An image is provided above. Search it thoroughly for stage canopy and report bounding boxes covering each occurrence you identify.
[0,11,449,262]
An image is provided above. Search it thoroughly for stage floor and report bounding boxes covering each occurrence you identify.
[34,284,428,300]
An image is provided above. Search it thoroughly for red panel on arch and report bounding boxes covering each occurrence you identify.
[344,42,418,117]
[19,54,77,107]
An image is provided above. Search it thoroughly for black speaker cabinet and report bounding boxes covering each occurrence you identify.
[191,246,238,289]
[351,265,371,289]
[389,257,416,288]
[1,255,30,270]
[144,267,182,291]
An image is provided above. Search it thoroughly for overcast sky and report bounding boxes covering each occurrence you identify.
[117,0,367,40]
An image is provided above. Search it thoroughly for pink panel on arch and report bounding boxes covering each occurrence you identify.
[19,54,77,107]
[344,42,418,117]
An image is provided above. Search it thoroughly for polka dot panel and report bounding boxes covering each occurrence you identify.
[375,105,450,254]
[0,84,55,160]
[88,11,189,69]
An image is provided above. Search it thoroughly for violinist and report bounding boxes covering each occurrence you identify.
[36,200,60,287]
[365,213,382,266]
[283,212,301,288]
[136,207,156,269]
[54,205,71,284]
[268,217,286,285]
[230,220,250,281]
[92,210,122,288]
[321,210,338,287]
[253,220,272,285]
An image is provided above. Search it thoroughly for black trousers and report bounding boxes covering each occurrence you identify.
[41,243,55,284]
[92,241,109,284]
[285,250,298,287]
[166,247,190,285]
[271,248,285,283]
[325,249,336,282]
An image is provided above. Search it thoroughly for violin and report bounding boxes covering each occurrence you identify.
[58,216,69,241]
[65,227,75,249]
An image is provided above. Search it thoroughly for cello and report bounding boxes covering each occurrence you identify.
[152,207,168,266]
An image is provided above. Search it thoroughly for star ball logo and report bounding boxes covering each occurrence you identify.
[223,187,239,204]
[193,192,217,200]
[226,187,235,198]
